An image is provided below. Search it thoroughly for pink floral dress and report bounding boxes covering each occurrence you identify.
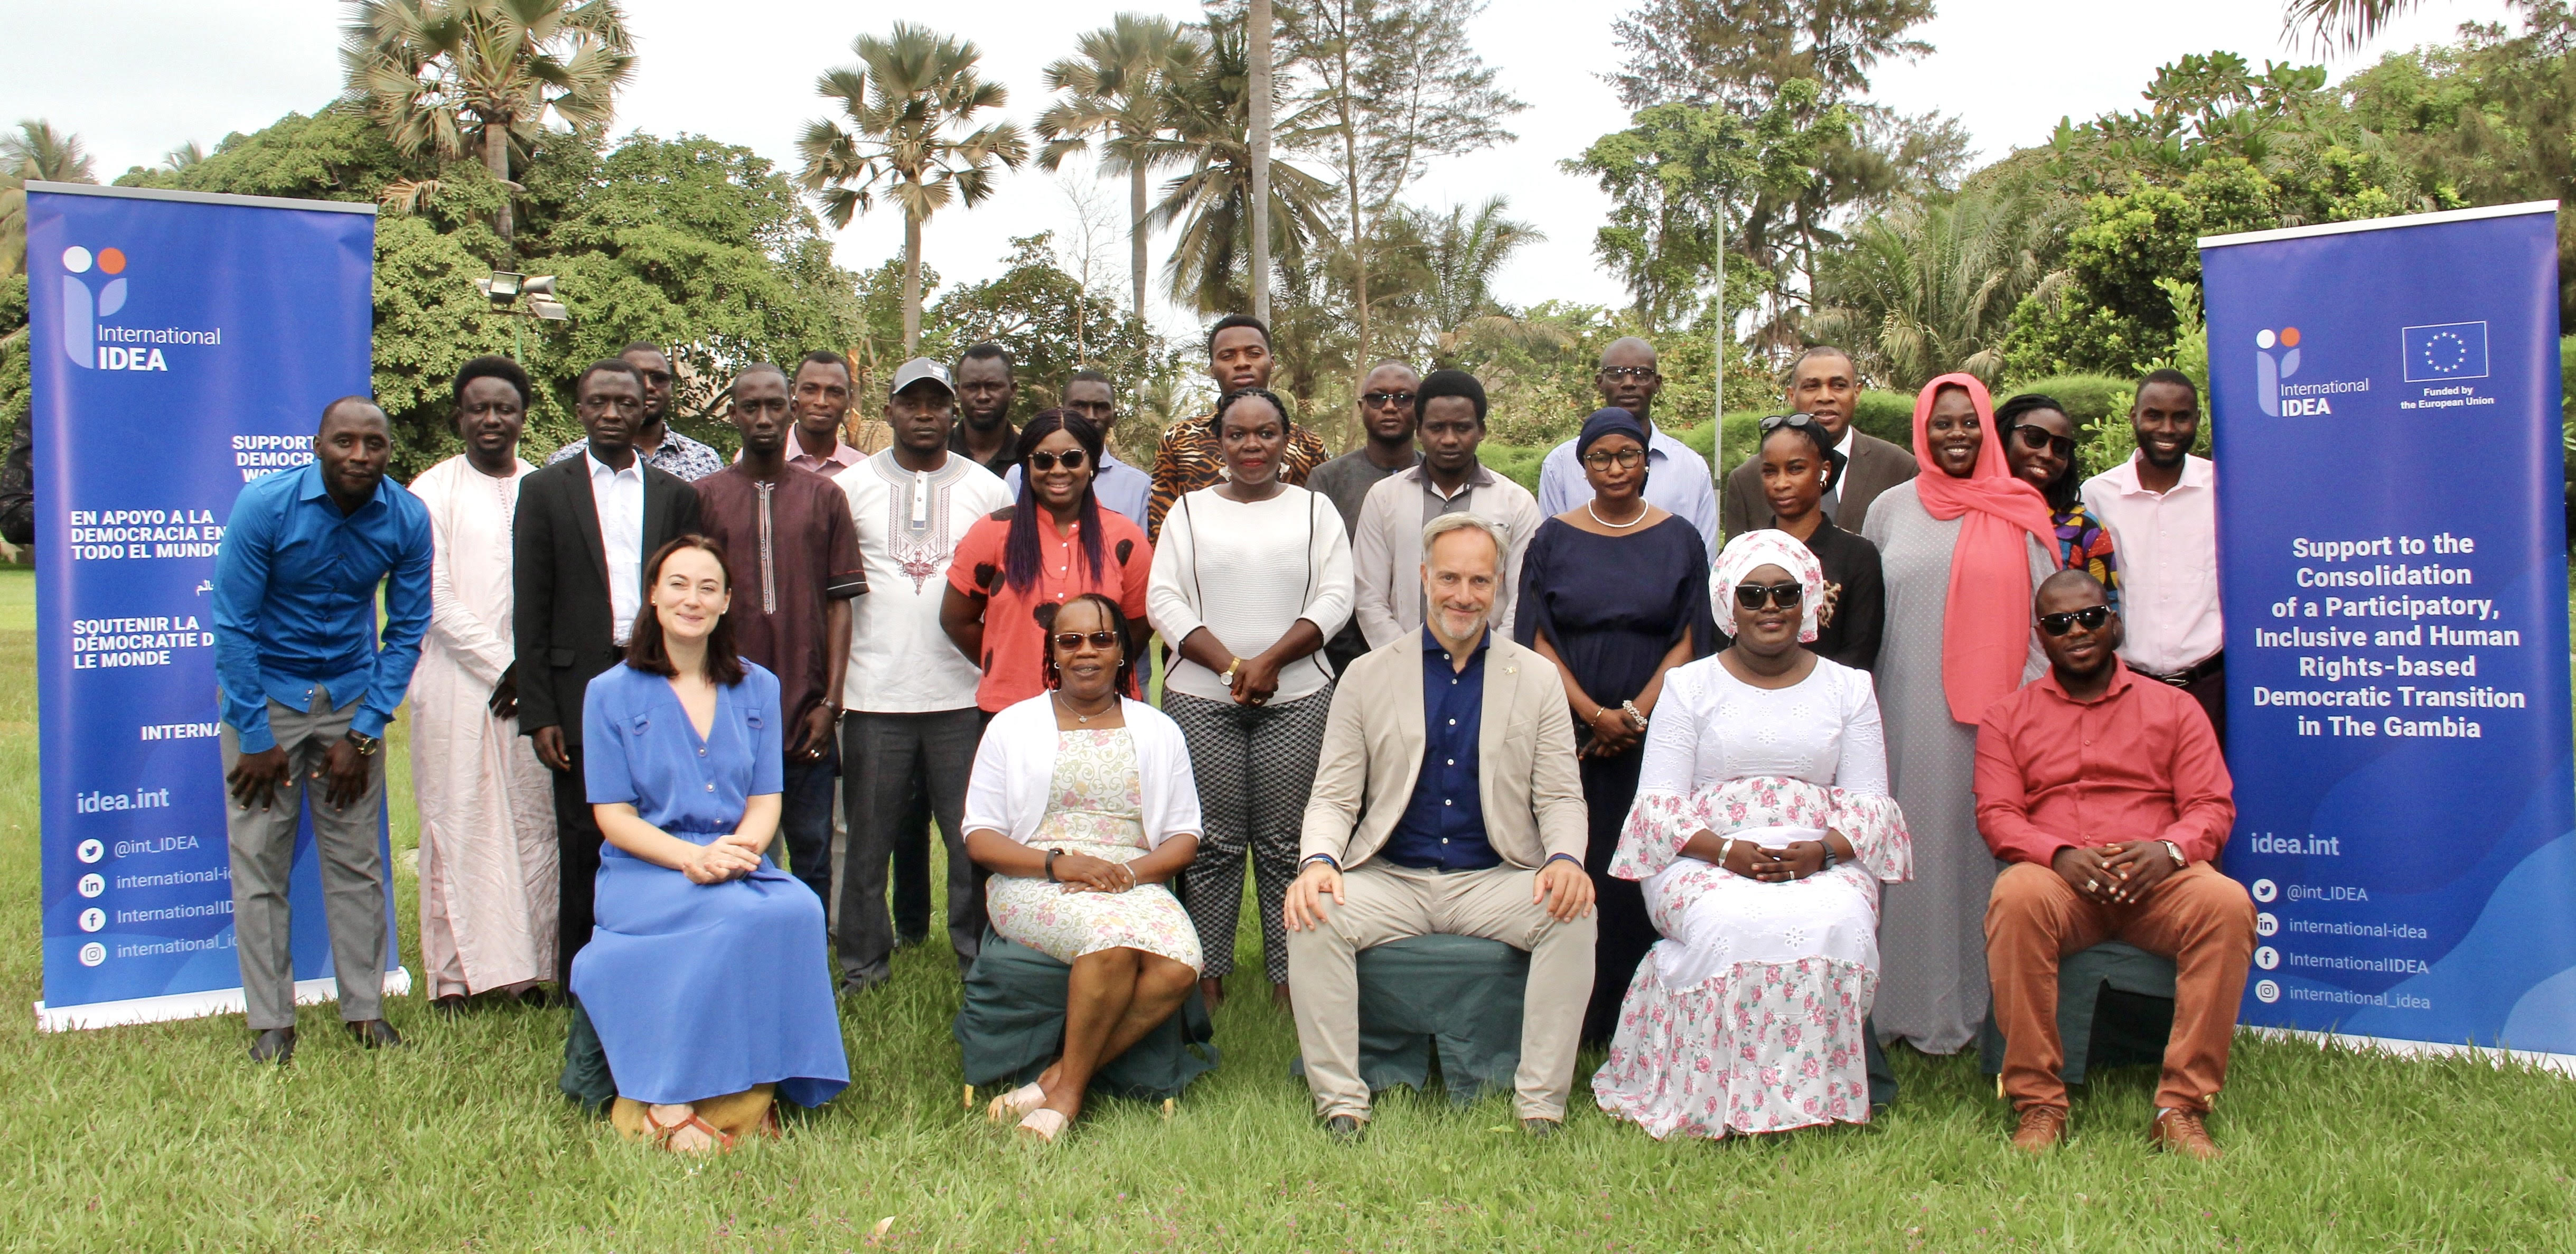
[1590,658,1912,1139]
[984,729,1203,971]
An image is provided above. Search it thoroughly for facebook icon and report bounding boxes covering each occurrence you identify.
[2402,321,2490,382]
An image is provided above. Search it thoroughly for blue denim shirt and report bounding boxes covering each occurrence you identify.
[1382,625,1500,871]
[211,463,432,753]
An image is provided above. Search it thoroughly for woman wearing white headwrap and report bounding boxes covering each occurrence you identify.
[1591,530,1913,1140]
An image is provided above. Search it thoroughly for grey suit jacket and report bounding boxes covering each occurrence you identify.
[1299,629,1588,871]
[1721,429,1918,541]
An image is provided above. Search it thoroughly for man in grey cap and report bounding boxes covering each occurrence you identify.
[833,358,1012,989]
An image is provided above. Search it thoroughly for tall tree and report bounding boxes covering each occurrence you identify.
[1807,185,2066,390]
[1607,0,1932,113]
[1399,196,1559,369]
[1036,15,1206,325]
[340,0,636,247]
[1281,0,1523,387]
[800,22,1029,353]
[2,120,99,276]
[1143,24,1336,315]
[1249,0,1278,322]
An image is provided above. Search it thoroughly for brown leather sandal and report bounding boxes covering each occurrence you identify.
[644,1106,738,1155]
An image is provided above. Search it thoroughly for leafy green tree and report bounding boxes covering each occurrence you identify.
[931,232,1176,420]
[1035,15,1206,324]
[1606,0,1932,112]
[340,0,636,247]
[3,120,99,276]
[799,22,1028,353]
[1140,21,1336,314]
[1809,183,2067,389]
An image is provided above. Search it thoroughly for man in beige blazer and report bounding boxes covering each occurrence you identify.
[1285,512,1597,1141]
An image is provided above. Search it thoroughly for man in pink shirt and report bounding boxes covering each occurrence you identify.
[2079,369,2223,741]
[788,351,867,478]
[1976,569,2252,1160]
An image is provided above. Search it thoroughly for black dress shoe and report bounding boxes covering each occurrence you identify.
[428,994,471,1017]
[1324,1115,1366,1144]
[345,1019,403,1049]
[248,1026,296,1064]
[1521,1117,1562,1140]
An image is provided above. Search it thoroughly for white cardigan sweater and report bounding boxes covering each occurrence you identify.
[962,694,1204,850]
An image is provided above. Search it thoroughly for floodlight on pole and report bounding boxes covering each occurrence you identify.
[476,270,570,361]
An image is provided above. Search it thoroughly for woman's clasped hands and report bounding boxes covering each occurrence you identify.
[1051,850,1139,894]
[680,832,767,885]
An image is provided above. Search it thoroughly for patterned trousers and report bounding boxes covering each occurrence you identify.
[1163,684,1334,985]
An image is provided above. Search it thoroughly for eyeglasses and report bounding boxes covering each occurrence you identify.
[1027,449,1089,472]
[1052,630,1121,651]
[1362,391,1417,408]
[1599,366,1659,382]
[1581,447,1645,471]
[634,370,675,386]
[2038,606,2112,635]
[2012,425,2076,457]
[1733,581,1803,611]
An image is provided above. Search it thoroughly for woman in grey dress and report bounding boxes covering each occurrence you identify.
[1860,373,2056,1054]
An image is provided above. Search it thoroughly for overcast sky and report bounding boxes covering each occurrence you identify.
[1,0,2524,340]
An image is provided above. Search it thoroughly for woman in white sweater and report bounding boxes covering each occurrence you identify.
[1147,387,1354,1008]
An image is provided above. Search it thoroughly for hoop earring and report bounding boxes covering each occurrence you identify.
[1044,657,1062,690]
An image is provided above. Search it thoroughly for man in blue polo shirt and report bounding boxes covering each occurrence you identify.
[1284,512,1596,1141]
[213,396,432,1064]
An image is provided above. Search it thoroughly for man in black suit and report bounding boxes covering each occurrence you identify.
[514,358,704,989]
[1719,346,1917,540]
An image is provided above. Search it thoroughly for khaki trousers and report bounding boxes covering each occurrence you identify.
[1985,860,2255,1115]
[1286,861,1596,1122]
[220,691,388,1030]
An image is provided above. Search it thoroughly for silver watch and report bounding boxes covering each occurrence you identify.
[2160,839,2186,868]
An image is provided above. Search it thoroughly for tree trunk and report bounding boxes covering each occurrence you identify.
[903,211,923,354]
[1342,43,1369,401]
[1248,0,1275,323]
[1130,162,1150,330]
[483,121,514,246]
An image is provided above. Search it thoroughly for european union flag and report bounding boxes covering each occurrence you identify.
[2402,321,2489,382]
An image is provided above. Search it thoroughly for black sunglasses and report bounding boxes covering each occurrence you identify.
[2038,606,2112,635]
[1733,581,1803,611]
[1052,630,1121,651]
[2012,425,2076,457]
[1027,449,1089,472]
[1758,413,1827,435]
[1362,390,1417,408]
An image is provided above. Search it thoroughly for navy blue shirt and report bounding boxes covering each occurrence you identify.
[1382,626,1500,871]
[212,463,432,753]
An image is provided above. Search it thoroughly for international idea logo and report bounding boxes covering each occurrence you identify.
[2254,325,2305,416]
[55,244,219,373]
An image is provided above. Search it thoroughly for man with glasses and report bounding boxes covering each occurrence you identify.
[1350,369,1542,651]
[548,341,725,481]
[1534,338,1718,555]
[1001,370,1153,528]
[1718,345,1916,540]
[515,359,705,989]
[1307,360,1423,675]
[1975,569,2249,1159]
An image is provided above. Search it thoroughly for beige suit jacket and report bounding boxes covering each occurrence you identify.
[1299,628,1588,871]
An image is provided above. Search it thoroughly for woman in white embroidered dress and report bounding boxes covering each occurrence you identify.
[1593,530,1912,1139]
[964,593,1203,1143]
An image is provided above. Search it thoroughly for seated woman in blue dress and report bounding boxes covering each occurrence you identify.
[573,535,850,1153]
[965,593,1204,1143]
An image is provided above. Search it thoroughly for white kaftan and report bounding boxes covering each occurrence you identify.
[1591,656,1912,1139]
[407,455,558,996]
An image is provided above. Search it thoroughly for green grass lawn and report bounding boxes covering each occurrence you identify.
[2,565,2574,1251]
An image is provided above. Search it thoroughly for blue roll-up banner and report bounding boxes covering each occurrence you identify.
[2204,201,2576,1062]
[26,183,407,1031]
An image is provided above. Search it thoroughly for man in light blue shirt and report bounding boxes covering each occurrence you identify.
[1534,337,1718,554]
[212,397,433,1063]
[1003,370,1152,528]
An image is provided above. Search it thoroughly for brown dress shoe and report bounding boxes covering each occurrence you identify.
[2009,1106,2068,1153]
[2149,1108,2222,1160]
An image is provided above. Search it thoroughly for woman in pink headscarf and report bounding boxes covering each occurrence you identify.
[1858,373,2056,1055]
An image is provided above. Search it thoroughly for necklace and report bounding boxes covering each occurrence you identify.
[1587,500,1646,529]
[1053,691,1117,724]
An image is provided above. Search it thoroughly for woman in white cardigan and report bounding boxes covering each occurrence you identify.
[965,593,1204,1143]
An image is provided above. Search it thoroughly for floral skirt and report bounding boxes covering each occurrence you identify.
[1591,862,1880,1139]
[986,839,1204,972]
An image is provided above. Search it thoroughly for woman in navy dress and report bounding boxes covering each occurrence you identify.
[1515,408,1719,1044]
[573,535,850,1153]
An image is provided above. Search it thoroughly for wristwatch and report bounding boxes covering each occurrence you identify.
[344,729,382,757]
[2160,840,2186,869]
[1219,657,1243,686]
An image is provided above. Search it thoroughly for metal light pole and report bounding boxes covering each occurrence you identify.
[476,270,570,361]
[1248,0,1275,324]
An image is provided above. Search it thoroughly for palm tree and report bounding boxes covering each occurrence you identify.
[800,23,1028,353]
[340,0,635,247]
[161,141,208,171]
[1806,186,2066,391]
[2283,0,2439,51]
[1247,0,1278,323]
[1037,16,1204,328]
[2,119,98,277]
[1407,198,1563,370]
[1141,24,1334,316]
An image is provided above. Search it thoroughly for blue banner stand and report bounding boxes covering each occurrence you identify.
[25,182,408,1031]
[2203,201,2576,1072]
